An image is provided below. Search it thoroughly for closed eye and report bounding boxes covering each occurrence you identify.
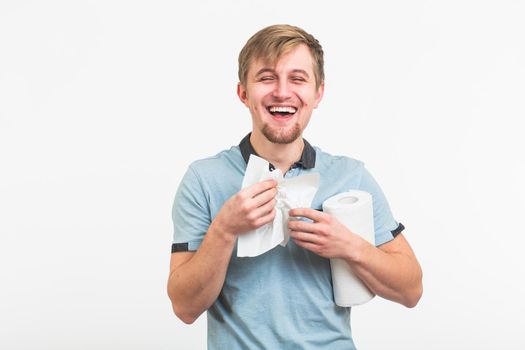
[291,76,307,83]
[259,76,276,82]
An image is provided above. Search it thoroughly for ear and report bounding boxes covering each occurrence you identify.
[313,82,325,109]
[237,83,249,107]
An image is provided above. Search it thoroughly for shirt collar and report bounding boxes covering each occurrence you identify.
[239,132,316,170]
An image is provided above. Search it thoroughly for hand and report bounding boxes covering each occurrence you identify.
[212,179,278,239]
[288,208,366,260]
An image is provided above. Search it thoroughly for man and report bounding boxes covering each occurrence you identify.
[168,24,422,349]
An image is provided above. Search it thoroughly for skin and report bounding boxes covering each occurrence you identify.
[288,208,422,307]
[237,44,324,174]
[168,179,278,324]
[167,44,422,324]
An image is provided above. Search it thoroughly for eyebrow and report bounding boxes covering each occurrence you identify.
[255,68,275,76]
[255,68,310,78]
[290,69,310,78]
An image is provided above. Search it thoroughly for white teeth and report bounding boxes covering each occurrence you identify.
[269,106,297,113]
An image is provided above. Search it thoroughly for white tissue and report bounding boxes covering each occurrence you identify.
[237,154,320,257]
[322,191,376,307]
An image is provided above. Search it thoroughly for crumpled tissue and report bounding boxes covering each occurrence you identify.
[237,154,320,257]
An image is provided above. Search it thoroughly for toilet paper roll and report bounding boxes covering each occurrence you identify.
[322,190,375,307]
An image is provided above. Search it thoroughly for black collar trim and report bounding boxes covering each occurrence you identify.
[239,133,316,170]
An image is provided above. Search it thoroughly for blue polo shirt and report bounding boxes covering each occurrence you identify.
[171,134,403,349]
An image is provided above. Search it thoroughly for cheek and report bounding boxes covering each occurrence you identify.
[250,103,268,118]
[248,92,267,106]
[296,88,318,106]
[253,105,265,113]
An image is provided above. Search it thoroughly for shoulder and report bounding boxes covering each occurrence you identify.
[314,146,365,176]
[174,146,245,220]
[187,146,244,180]
[180,146,246,202]
[174,146,243,204]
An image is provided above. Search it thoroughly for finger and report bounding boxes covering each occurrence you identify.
[289,230,322,244]
[250,186,277,208]
[250,197,276,220]
[243,179,278,198]
[288,220,320,235]
[289,208,325,222]
[253,207,276,227]
[292,236,322,255]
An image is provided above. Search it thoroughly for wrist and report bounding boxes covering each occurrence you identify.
[345,235,373,264]
[209,218,237,244]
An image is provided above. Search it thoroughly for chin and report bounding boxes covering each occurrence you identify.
[262,124,302,144]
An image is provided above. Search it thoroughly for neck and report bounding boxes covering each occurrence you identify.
[250,131,304,174]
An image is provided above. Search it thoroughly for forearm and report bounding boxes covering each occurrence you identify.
[168,222,236,323]
[347,235,423,307]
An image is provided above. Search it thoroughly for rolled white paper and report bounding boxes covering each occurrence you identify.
[322,191,375,307]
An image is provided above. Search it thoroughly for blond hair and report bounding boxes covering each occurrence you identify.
[238,24,324,88]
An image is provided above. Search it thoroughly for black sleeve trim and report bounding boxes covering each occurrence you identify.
[391,223,405,238]
[171,243,189,253]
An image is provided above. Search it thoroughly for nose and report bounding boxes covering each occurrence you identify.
[272,80,292,100]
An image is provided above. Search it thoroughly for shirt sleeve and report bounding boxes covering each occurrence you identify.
[171,165,211,252]
[358,167,402,246]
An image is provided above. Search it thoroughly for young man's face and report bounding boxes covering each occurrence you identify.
[238,44,324,144]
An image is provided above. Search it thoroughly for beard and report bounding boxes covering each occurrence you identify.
[261,122,302,144]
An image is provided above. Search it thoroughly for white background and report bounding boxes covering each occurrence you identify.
[1,0,524,349]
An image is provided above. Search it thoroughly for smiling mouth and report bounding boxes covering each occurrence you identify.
[267,106,297,117]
